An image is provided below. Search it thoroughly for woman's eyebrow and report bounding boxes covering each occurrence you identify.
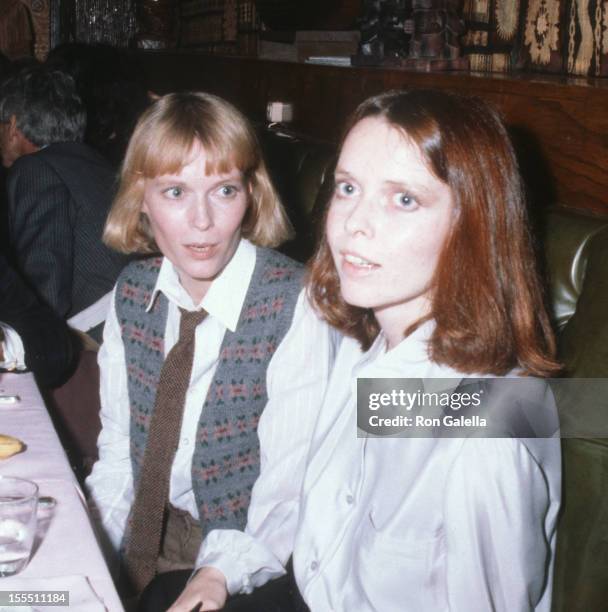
[216,172,243,180]
[153,177,187,185]
[334,167,355,178]
[207,173,244,186]
[383,179,430,195]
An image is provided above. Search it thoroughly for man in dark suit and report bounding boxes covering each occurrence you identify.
[0,254,79,388]
[0,66,126,342]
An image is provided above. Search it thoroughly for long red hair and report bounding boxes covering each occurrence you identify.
[308,89,560,376]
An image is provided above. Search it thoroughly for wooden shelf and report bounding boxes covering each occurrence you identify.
[135,51,608,216]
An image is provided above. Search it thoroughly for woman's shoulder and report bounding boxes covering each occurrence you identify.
[116,255,163,283]
[112,255,165,314]
[449,376,559,439]
[448,435,561,499]
[252,246,305,290]
[255,245,304,270]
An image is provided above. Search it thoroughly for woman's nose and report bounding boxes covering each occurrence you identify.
[191,198,212,231]
[344,197,373,237]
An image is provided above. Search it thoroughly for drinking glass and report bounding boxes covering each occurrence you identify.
[0,476,38,576]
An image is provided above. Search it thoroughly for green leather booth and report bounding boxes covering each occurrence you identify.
[258,127,608,612]
[544,210,608,612]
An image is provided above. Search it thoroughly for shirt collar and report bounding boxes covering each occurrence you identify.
[354,319,458,378]
[146,238,256,332]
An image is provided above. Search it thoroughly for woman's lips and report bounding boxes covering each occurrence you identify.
[184,243,217,260]
[340,250,380,275]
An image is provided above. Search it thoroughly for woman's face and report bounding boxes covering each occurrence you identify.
[142,143,248,303]
[326,117,456,348]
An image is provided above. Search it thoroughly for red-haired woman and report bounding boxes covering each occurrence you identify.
[164,90,562,612]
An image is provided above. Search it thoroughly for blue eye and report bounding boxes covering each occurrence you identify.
[164,186,183,199]
[394,192,417,210]
[335,181,357,197]
[218,184,238,197]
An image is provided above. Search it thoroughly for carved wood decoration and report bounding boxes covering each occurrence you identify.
[19,0,50,61]
[0,0,33,60]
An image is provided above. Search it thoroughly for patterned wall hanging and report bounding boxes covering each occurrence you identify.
[520,0,569,72]
[565,0,608,76]
[519,0,608,76]
[462,0,523,72]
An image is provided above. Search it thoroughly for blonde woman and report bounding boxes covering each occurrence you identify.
[85,92,338,609]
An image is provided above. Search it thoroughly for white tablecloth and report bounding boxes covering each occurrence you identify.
[0,372,123,612]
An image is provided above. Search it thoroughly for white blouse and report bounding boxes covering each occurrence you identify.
[204,320,561,611]
[85,239,341,571]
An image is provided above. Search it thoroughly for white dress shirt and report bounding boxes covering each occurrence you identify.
[209,320,561,610]
[85,239,340,567]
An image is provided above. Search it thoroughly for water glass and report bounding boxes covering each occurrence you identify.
[0,476,38,576]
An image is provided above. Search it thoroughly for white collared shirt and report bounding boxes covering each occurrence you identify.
[208,321,561,610]
[86,239,340,564]
[294,322,561,611]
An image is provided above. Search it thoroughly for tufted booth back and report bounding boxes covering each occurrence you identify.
[543,210,608,376]
[542,211,608,612]
[258,127,608,612]
[258,129,335,261]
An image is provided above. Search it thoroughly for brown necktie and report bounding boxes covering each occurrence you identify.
[124,308,207,592]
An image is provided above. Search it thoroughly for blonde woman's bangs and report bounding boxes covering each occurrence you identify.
[134,117,199,178]
[197,117,259,178]
[134,114,258,180]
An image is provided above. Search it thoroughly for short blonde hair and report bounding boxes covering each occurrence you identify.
[104,92,293,253]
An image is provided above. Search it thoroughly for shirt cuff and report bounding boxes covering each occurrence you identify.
[0,323,26,371]
[196,529,286,595]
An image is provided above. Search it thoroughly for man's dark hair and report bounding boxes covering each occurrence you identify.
[0,66,86,146]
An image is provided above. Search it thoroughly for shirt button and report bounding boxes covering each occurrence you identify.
[182,438,190,446]
[346,494,354,505]
[310,561,318,571]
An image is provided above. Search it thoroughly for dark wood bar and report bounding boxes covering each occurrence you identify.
[136,52,608,217]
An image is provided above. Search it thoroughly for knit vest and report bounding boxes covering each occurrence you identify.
[116,247,304,545]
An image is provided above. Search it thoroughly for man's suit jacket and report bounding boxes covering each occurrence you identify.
[0,254,78,387]
[6,142,127,340]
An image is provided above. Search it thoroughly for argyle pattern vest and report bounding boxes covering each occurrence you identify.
[116,247,303,550]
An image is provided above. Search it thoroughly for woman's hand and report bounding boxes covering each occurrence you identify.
[167,566,228,612]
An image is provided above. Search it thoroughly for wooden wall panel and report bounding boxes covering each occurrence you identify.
[135,52,608,216]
